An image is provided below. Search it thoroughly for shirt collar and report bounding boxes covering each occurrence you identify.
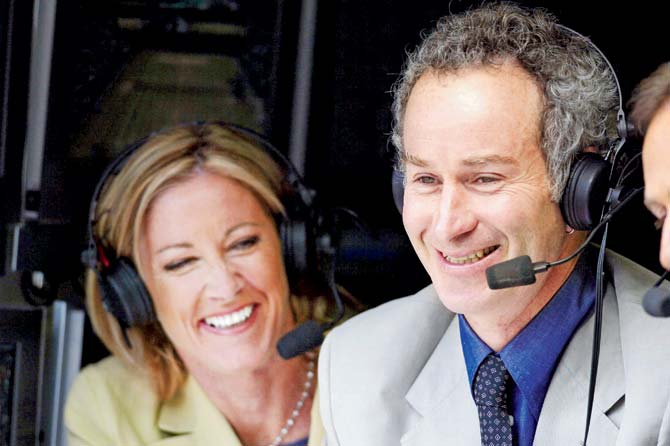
[459,248,596,419]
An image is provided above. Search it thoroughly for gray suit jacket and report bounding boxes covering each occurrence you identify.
[319,252,670,445]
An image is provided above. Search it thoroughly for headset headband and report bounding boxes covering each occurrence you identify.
[554,24,629,168]
[82,121,315,270]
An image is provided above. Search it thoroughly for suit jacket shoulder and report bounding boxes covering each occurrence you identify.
[319,285,460,446]
[65,356,324,446]
[319,252,670,446]
[605,252,670,445]
[322,286,453,393]
[65,356,168,445]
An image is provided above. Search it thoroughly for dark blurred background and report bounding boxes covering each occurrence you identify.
[0,1,666,444]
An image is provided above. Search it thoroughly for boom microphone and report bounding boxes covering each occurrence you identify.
[486,256,550,289]
[642,270,670,317]
[486,188,643,290]
[276,289,344,360]
[277,320,328,359]
[276,234,345,359]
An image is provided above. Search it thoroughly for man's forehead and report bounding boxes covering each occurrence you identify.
[401,63,544,171]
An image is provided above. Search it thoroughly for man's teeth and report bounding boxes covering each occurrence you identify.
[444,246,498,264]
[204,305,254,329]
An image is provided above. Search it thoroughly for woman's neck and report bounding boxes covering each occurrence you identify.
[188,353,314,446]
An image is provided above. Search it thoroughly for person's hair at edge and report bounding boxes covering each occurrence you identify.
[391,1,619,202]
[86,121,348,401]
[629,62,670,136]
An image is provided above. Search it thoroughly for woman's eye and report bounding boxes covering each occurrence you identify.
[230,235,260,251]
[164,257,196,271]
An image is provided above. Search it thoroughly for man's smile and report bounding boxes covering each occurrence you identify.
[441,245,500,265]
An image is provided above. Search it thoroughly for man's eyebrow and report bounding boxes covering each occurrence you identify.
[401,153,518,168]
[643,197,663,213]
[461,155,518,166]
[401,152,429,167]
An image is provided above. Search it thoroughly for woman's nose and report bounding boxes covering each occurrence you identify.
[205,261,244,299]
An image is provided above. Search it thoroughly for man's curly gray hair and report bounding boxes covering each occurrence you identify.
[391,2,619,201]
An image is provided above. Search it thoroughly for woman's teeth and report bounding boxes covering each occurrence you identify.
[204,305,254,329]
[444,246,498,264]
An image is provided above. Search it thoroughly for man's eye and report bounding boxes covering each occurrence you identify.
[231,236,260,251]
[647,205,667,229]
[164,257,196,271]
[474,175,499,184]
[655,215,666,231]
[415,175,436,185]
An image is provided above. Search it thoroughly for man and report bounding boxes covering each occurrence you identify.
[630,62,670,270]
[319,4,670,446]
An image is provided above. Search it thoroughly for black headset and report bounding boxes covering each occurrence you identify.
[81,121,332,330]
[554,25,632,231]
[391,24,631,232]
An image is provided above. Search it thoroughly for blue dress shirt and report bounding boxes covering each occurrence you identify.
[459,249,596,446]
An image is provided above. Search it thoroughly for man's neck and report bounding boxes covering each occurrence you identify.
[466,248,583,351]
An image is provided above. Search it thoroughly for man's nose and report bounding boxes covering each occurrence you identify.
[432,185,477,242]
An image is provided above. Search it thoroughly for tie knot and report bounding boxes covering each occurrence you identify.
[473,355,510,408]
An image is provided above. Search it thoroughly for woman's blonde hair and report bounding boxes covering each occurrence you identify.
[86,122,337,401]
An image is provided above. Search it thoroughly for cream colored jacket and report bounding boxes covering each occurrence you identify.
[320,252,670,446]
[65,356,324,446]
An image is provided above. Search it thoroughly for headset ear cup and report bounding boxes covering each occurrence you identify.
[560,152,611,231]
[280,219,310,288]
[98,256,156,328]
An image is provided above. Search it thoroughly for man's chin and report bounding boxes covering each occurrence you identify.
[433,285,494,315]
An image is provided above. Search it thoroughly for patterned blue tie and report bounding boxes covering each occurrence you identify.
[473,354,513,446]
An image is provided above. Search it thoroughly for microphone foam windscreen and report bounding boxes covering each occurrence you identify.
[276,320,324,359]
[643,286,670,317]
[486,255,537,290]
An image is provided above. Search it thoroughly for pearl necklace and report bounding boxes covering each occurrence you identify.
[267,354,315,446]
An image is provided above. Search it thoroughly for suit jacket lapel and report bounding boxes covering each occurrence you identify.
[401,314,481,445]
[153,375,242,446]
[535,282,624,446]
[401,276,625,446]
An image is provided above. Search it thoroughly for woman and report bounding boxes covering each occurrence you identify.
[65,122,352,446]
